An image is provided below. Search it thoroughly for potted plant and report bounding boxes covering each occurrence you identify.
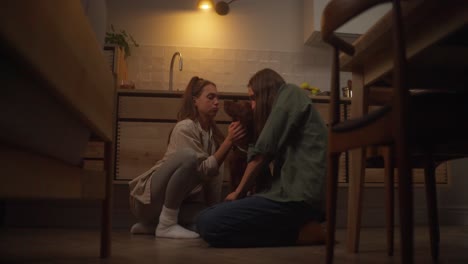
[105,25,139,87]
[105,24,139,58]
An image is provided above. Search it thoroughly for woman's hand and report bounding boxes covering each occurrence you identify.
[213,121,246,170]
[227,121,246,145]
[225,190,240,201]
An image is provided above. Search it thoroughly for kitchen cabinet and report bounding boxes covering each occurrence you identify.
[114,91,448,186]
[114,91,350,184]
[364,165,448,185]
[114,90,236,182]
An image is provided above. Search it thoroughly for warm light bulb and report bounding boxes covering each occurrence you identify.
[197,0,214,10]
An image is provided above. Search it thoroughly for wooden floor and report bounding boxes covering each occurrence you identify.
[1,226,467,264]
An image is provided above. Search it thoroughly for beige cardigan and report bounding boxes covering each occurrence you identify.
[129,119,224,205]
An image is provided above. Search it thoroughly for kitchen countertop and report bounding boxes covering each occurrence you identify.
[117,89,352,104]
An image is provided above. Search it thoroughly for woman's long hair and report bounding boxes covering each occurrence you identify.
[176,76,225,147]
[248,68,286,140]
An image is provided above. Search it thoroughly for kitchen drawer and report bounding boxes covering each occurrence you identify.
[314,102,349,124]
[115,121,233,182]
[116,121,175,181]
[118,95,239,123]
[119,96,182,120]
[364,162,448,185]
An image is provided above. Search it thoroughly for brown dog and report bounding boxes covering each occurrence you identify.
[223,100,275,194]
[223,100,254,192]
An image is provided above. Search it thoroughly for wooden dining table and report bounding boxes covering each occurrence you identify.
[341,0,467,262]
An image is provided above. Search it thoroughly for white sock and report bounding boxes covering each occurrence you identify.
[130,222,155,235]
[155,206,199,239]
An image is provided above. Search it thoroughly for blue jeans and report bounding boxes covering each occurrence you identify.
[196,196,322,247]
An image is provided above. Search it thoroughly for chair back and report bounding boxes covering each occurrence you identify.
[321,0,407,135]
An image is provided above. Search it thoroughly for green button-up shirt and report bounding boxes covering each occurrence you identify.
[248,83,327,206]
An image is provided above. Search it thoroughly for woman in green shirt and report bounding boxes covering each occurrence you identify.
[197,68,328,247]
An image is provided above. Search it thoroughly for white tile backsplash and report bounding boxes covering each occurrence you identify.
[126,44,345,93]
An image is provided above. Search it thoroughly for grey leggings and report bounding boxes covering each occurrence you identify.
[130,148,202,225]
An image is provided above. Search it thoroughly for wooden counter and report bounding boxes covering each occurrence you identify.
[114,89,351,184]
[0,1,115,258]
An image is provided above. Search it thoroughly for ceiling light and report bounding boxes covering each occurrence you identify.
[197,0,214,10]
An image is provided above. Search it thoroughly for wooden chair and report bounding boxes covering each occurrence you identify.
[364,144,443,259]
[355,88,468,260]
[321,0,468,263]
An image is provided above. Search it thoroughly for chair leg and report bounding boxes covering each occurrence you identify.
[424,156,440,261]
[326,152,340,264]
[383,146,394,256]
[100,141,113,258]
[0,200,5,227]
[347,147,366,253]
[395,142,413,264]
[396,155,413,264]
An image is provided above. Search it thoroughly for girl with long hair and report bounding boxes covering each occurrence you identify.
[129,77,245,239]
[197,68,327,247]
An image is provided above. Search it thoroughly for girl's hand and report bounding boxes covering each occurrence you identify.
[225,191,240,201]
[227,121,246,144]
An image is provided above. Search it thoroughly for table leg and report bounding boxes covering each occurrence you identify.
[346,73,366,253]
[100,141,113,258]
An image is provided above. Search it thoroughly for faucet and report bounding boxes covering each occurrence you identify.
[169,52,183,91]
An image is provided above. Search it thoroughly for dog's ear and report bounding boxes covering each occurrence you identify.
[236,101,253,122]
[224,100,241,119]
[224,100,254,125]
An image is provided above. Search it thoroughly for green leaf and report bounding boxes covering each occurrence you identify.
[105,25,139,58]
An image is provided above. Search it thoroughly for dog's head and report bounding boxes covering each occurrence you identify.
[224,100,253,125]
[224,100,271,193]
[223,100,254,146]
